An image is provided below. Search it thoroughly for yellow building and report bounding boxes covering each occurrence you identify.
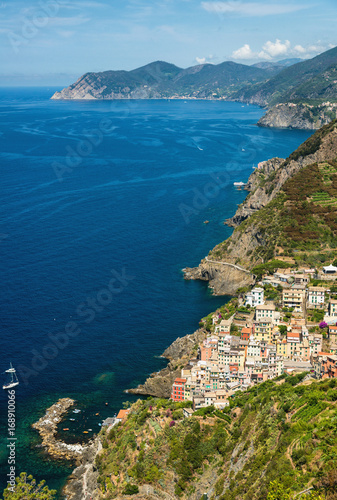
[282,285,306,312]
[277,339,288,357]
[254,318,273,343]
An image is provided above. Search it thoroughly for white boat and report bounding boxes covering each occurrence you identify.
[233,181,246,187]
[3,363,19,390]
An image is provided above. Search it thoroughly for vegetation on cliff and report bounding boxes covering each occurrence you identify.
[207,120,337,272]
[52,60,273,100]
[93,376,337,499]
[233,46,337,107]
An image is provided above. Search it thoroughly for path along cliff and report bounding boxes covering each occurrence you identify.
[184,120,337,294]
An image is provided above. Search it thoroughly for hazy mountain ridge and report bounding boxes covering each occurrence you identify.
[51,50,337,128]
[50,60,283,100]
[233,46,337,107]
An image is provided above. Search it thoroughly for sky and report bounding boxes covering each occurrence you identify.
[0,0,336,86]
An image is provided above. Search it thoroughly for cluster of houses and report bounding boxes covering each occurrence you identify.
[171,265,337,410]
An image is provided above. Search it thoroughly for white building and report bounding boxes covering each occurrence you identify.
[247,336,261,358]
[245,287,264,307]
[307,286,325,307]
[323,265,337,274]
[255,302,276,321]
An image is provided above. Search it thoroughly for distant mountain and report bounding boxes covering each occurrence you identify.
[251,58,302,74]
[51,60,274,100]
[51,50,337,129]
[276,58,303,67]
[234,46,337,106]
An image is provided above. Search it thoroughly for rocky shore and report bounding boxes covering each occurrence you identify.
[258,103,337,130]
[62,439,101,500]
[32,398,86,463]
[128,328,207,398]
[32,398,101,499]
[183,260,254,296]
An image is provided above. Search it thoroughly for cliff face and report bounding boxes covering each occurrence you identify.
[258,103,337,130]
[128,329,206,398]
[63,440,101,500]
[51,74,162,100]
[226,157,285,227]
[185,121,337,293]
[183,261,254,295]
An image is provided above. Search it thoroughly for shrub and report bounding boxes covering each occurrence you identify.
[123,484,139,495]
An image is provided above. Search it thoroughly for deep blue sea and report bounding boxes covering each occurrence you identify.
[0,87,312,494]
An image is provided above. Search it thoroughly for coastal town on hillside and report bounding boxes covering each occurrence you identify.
[170,263,337,410]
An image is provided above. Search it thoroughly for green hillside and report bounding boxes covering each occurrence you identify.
[94,375,337,499]
[207,120,337,271]
[55,60,276,99]
[235,46,337,106]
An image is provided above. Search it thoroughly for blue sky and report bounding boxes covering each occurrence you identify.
[0,0,336,86]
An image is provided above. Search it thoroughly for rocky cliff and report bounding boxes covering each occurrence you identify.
[32,398,101,500]
[183,260,254,296]
[185,120,337,293]
[228,120,337,227]
[63,440,101,500]
[128,329,206,398]
[258,103,337,130]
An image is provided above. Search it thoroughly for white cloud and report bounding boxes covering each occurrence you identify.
[195,54,215,64]
[232,43,257,59]
[292,42,335,58]
[258,39,291,58]
[293,44,306,54]
[201,1,306,17]
[231,39,333,62]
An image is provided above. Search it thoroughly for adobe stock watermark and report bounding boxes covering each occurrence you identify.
[7,389,16,494]
[52,117,116,182]
[8,0,65,54]
[17,267,135,386]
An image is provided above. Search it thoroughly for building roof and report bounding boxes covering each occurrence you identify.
[287,331,300,338]
[174,378,187,384]
[323,264,337,272]
[256,303,275,311]
[116,409,130,420]
[291,284,306,290]
[308,286,326,292]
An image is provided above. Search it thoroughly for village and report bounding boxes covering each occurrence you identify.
[170,263,337,411]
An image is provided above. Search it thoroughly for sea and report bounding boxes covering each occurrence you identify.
[0,87,312,495]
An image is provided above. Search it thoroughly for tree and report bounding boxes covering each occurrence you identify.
[2,472,57,499]
[123,483,139,495]
[267,481,324,500]
[279,325,288,335]
[267,480,292,500]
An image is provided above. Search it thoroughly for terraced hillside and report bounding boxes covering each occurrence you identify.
[93,375,337,499]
